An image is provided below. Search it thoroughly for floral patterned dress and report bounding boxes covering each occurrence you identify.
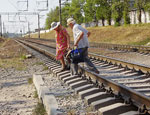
[56,28,68,60]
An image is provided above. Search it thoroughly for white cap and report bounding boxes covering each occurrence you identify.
[67,18,75,26]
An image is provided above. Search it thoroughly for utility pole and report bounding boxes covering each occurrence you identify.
[59,0,61,23]
[28,22,30,38]
[3,22,5,37]
[20,30,22,37]
[38,14,40,39]
[0,15,2,37]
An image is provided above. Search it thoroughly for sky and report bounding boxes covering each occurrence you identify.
[0,0,59,34]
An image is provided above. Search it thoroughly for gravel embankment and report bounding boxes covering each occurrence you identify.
[89,47,150,67]
[0,57,46,115]
[0,39,98,115]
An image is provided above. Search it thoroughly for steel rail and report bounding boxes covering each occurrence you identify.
[88,53,150,74]
[23,38,150,54]
[16,39,150,112]
[90,43,150,53]
[23,38,150,74]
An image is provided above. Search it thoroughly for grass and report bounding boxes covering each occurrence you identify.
[0,39,29,70]
[129,38,150,46]
[42,66,49,71]
[20,55,27,60]
[0,58,27,71]
[29,23,150,46]
[28,78,33,84]
[32,90,47,115]
[33,90,38,98]
[34,62,44,65]
[32,102,47,115]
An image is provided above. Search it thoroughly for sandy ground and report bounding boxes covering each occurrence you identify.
[0,39,46,115]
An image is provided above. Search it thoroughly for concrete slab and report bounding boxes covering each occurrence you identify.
[51,66,61,71]
[119,111,139,115]
[43,95,60,115]
[98,102,138,115]
[62,75,79,83]
[99,103,124,114]
[74,84,93,94]
[59,73,72,80]
[69,80,88,89]
[91,96,124,110]
[84,92,106,104]
[57,71,70,77]
[78,87,100,99]
[66,77,82,85]
[33,74,60,115]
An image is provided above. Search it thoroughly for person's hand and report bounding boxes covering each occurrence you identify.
[74,45,77,49]
[67,45,71,50]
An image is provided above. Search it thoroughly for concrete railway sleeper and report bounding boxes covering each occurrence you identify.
[16,39,150,114]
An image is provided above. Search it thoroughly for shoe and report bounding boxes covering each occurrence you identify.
[92,69,99,74]
[95,70,99,74]
[59,66,67,72]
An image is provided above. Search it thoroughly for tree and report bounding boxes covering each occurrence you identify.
[95,0,112,26]
[134,0,146,23]
[83,0,96,23]
[61,3,72,26]
[144,0,150,15]
[111,0,124,26]
[70,0,84,24]
[104,0,112,25]
[95,0,106,26]
[45,7,59,29]
[123,0,130,25]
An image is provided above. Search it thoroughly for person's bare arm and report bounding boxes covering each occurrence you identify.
[63,30,70,49]
[87,31,91,37]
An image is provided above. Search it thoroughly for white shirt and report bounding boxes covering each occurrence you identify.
[73,24,89,49]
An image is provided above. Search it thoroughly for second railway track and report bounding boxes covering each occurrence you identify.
[16,38,150,115]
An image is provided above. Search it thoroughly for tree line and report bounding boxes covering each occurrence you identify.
[45,0,150,29]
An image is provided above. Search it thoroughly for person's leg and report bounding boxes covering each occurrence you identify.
[70,63,78,75]
[83,48,99,74]
[60,56,65,69]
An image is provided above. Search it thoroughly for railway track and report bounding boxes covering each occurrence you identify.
[16,38,150,114]
[22,38,150,56]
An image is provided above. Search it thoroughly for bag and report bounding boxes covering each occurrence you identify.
[70,48,84,63]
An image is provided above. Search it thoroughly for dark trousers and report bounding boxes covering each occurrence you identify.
[70,47,98,75]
